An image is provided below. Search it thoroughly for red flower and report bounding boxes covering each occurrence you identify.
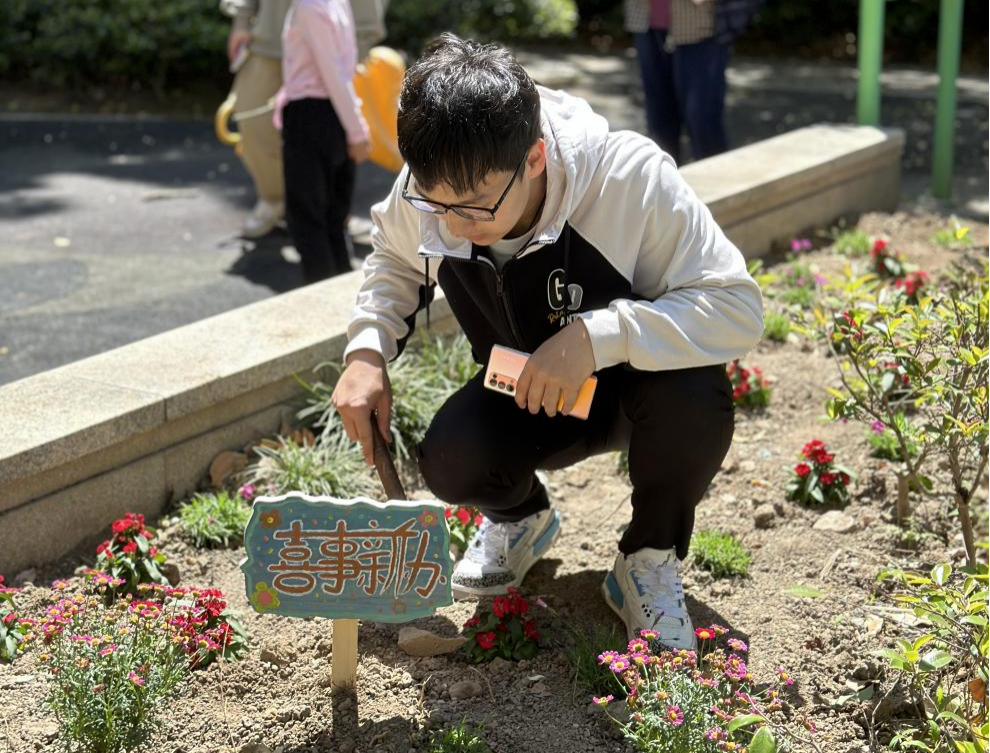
[456,507,471,526]
[871,238,888,257]
[96,540,111,556]
[476,632,496,650]
[464,616,480,629]
[474,514,484,526]
[2,613,16,626]
[839,473,850,486]
[794,463,811,477]
[444,508,453,519]
[694,626,716,641]
[122,541,138,555]
[523,619,540,641]
[820,472,835,486]
[492,596,508,619]
[801,440,825,459]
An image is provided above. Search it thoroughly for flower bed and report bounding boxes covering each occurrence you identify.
[0,210,986,753]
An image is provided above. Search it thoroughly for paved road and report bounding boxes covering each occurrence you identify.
[1,54,986,386]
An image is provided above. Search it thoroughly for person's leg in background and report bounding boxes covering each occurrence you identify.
[282,100,333,283]
[232,53,286,237]
[327,156,357,274]
[633,28,683,162]
[672,36,731,160]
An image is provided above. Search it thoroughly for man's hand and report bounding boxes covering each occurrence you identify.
[347,141,371,164]
[331,349,391,465]
[227,29,252,65]
[514,320,596,417]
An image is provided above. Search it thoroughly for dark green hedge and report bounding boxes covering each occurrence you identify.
[1,0,579,90]
[1,0,982,91]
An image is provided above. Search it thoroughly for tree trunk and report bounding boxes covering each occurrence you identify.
[896,473,911,527]
[956,492,976,568]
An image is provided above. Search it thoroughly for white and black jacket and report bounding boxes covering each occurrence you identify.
[344,87,764,372]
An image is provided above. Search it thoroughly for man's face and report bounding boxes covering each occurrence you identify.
[411,142,546,246]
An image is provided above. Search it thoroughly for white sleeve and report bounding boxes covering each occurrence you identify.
[344,168,436,363]
[578,138,764,371]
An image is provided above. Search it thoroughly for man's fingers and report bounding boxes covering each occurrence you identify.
[354,415,375,466]
[527,379,547,415]
[558,387,578,416]
[543,385,562,417]
[375,401,392,444]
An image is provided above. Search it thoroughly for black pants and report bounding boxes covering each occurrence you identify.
[281,98,355,282]
[417,364,734,560]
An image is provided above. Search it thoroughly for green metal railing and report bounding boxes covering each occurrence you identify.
[856,0,966,199]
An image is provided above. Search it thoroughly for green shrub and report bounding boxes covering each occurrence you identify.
[875,563,989,753]
[690,530,752,579]
[833,229,871,258]
[40,592,188,753]
[0,0,227,90]
[763,311,791,342]
[865,414,918,461]
[385,0,578,53]
[931,216,973,249]
[178,491,251,549]
[428,719,492,753]
[770,260,819,308]
[244,435,380,499]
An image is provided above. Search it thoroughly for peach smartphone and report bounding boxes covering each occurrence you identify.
[484,344,597,420]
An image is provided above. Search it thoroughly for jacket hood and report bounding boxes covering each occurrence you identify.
[419,86,611,260]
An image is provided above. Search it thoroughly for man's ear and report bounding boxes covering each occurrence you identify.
[525,139,547,179]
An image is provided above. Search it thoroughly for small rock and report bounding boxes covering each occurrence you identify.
[209,450,247,487]
[753,503,777,529]
[739,460,757,474]
[13,569,36,586]
[397,626,466,657]
[238,744,273,753]
[813,510,859,534]
[530,682,548,695]
[2,674,34,688]
[448,680,483,700]
[487,657,512,673]
[160,562,181,586]
[259,647,293,667]
[526,674,545,685]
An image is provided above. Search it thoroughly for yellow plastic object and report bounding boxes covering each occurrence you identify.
[214,92,243,156]
[354,46,405,173]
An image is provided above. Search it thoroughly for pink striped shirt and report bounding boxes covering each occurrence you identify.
[275,0,369,145]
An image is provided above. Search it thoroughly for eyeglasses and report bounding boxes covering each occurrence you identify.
[401,152,527,222]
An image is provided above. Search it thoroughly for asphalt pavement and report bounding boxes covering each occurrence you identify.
[0,53,986,386]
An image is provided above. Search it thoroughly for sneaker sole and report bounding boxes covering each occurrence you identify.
[451,513,561,599]
[600,571,634,641]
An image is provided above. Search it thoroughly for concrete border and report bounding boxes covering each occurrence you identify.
[0,124,903,573]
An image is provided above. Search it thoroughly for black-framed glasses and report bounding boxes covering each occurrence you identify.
[401,152,527,222]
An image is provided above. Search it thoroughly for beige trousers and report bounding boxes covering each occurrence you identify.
[231,53,284,204]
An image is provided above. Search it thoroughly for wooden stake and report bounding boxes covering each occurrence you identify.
[331,618,359,690]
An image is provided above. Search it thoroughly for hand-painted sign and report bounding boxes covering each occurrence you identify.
[241,494,452,622]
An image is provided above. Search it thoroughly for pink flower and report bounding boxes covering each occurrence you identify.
[597,650,619,665]
[776,666,795,686]
[726,638,748,652]
[238,483,257,501]
[870,419,886,434]
[664,705,684,726]
[592,694,614,706]
[128,671,145,686]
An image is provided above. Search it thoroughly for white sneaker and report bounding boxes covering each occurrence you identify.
[601,547,696,650]
[451,507,561,598]
[242,200,284,238]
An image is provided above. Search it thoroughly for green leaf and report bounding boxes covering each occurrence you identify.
[932,563,952,586]
[750,726,776,753]
[782,584,826,599]
[726,714,764,733]
[919,649,953,671]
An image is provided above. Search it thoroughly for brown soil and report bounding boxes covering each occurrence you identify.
[2,211,987,753]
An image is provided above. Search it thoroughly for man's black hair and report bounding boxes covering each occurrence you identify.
[397,33,541,196]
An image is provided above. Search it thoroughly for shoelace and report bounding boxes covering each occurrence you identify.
[464,518,524,566]
[633,560,688,621]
